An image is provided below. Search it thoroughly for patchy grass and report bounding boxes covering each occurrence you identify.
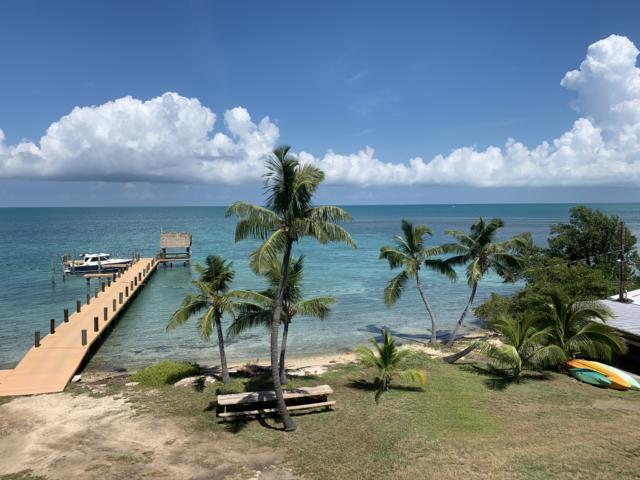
[119,351,640,480]
[128,360,199,388]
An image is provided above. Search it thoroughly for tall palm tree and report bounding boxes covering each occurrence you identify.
[483,314,564,378]
[166,255,238,383]
[228,255,335,384]
[225,145,356,431]
[380,220,456,345]
[356,330,427,403]
[443,218,527,347]
[532,290,626,365]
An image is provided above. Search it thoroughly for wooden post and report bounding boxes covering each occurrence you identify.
[81,329,87,346]
[50,319,55,334]
[113,299,117,312]
[76,300,81,313]
[35,331,41,348]
[103,307,108,321]
[119,292,123,304]
[619,221,625,302]
[64,308,69,323]
[130,280,134,290]
[134,277,138,287]
[138,272,142,282]
[86,294,90,305]
[95,287,99,298]
[93,316,99,332]
[125,286,129,297]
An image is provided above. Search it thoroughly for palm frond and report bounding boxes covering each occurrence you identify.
[384,270,409,306]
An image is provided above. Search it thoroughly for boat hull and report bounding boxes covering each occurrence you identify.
[567,359,631,391]
[568,368,612,388]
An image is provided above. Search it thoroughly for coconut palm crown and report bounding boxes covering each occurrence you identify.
[442,217,528,347]
[380,219,456,344]
[225,145,356,432]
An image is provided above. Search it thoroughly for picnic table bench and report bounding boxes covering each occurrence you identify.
[216,384,335,419]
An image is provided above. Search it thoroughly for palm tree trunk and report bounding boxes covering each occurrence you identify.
[446,282,478,348]
[279,320,290,385]
[271,238,297,431]
[214,316,230,383]
[415,271,438,345]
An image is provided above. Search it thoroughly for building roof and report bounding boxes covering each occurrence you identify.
[605,288,640,338]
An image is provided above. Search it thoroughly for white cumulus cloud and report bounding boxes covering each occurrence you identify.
[2,34,640,187]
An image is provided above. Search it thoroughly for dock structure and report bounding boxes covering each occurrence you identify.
[159,231,192,265]
[0,258,158,397]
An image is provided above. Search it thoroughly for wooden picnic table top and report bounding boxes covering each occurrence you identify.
[217,384,333,406]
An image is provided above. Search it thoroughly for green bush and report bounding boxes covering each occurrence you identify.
[215,379,245,395]
[130,360,199,387]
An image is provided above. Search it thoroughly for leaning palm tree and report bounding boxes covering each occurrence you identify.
[380,219,456,345]
[443,218,527,347]
[483,314,564,378]
[225,145,356,431]
[228,255,335,384]
[532,290,626,366]
[356,330,427,403]
[167,255,238,383]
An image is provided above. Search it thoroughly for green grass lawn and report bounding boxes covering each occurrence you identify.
[120,352,640,480]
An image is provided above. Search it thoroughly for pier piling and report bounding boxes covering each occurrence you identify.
[93,317,99,332]
[112,299,116,312]
[103,307,108,321]
[35,331,40,348]
[76,300,81,313]
[50,319,55,334]
[64,309,69,323]
[119,292,123,304]
[86,294,90,305]
[81,330,87,346]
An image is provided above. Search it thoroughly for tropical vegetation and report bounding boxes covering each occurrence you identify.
[442,217,528,347]
[225,145,356,431]
[380,219,456,344]
[355,330,427,402]
[228,254,335,384]
[167,255,241,383]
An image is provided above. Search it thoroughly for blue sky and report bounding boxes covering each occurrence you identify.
[1,0,640,206]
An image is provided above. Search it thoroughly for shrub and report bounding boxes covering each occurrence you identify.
[130,360,199,387]
[215,379,245,395]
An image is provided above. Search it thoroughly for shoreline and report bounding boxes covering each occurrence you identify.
[81,327,492,381]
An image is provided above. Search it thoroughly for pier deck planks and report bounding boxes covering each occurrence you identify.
[0,258,158,397]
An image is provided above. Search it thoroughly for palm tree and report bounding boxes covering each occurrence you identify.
[484,314,564,378]
[228,255,335,385]
[443,218,527,347]
[380,220,456,345]
[356,330,427,403]
[166,255,238,383]
[532,290,626,366]
[225,145,356,431]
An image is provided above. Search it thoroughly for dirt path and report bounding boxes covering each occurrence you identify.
[0,393,295,480]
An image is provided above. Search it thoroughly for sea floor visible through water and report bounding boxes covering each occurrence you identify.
[0,203,638,371]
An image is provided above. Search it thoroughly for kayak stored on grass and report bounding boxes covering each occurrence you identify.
[566,359,631,391]
[568,368,612,388]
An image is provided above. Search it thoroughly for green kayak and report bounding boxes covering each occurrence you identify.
[569,368,612,388]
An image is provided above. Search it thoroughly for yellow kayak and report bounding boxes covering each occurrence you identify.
[567,359,630,391]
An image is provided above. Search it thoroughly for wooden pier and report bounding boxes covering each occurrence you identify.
[0,258,158,396]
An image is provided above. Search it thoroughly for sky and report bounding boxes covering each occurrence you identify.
[1,0,640,206]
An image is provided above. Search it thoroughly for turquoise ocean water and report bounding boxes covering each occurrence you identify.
[0,204,638,371]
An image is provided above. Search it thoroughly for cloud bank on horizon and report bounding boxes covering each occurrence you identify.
[1,34,640,187]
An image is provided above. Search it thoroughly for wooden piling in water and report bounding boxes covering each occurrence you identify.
[35,331,40,348]
[76,300,81,312]
[93,317,99,332]
[81,329,87,346]
[50,319,55,334]
[64,309,69,323]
